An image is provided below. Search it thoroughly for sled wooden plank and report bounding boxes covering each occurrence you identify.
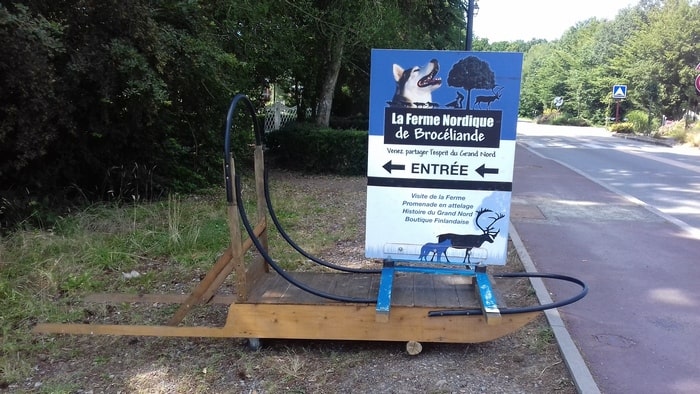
[475,271,502,325]
[33,305,539,343]
[166,246,233,326]
[227,271,481,309]
[283,273,333,304]
[433,275,465,307]
[391,272,414,306]
[368,274,380,301]
[33,323,230,338]
[413,273,437,307]
[247,273,290,302]
[333,273,375,300]
[252,146,270,279]
[84,293,237,305]
[447,275,476,307]
[227,303,539,343]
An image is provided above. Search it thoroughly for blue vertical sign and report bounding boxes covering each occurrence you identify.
[364,49,523,266]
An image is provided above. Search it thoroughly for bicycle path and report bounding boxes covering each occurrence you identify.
[510,144,700,394]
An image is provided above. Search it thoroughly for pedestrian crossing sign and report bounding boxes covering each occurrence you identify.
[612,85,627,99]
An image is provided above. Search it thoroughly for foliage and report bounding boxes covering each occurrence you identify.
[551,116,592,127]
[520,0,700,128]
[0,4,65,178]
[0,1,251,230]
[535,109,591,127]
[535,109,562,124]
[615,0,700,120]
[0,0,469,231]
[657,118,700,146]
[625,109,653,134]
[265,124,368,175]
[329,115,369,131]
[608,122,636,134]
[3,0,700,231]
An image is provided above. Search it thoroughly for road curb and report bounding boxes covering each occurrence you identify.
[509,224,601,394]
[612,133,677,147]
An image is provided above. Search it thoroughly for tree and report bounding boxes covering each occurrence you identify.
[1,1,250,222]
[307,0,467,126]
[0,4,66,184]
[447,56,496,110]
[615,0,700,120]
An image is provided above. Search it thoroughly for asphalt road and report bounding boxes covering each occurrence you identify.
[511,122,700,394]
[517,122,700,235]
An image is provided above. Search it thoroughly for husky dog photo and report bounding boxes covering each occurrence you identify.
[389,58,442,108]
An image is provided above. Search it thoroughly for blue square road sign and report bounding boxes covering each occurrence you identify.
[613,85,627,99]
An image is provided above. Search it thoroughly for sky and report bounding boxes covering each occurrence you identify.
[472,0,638,42]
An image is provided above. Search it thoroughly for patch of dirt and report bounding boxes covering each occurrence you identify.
[19,172,575,393]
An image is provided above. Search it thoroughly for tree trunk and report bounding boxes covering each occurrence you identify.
[315,35,345,127]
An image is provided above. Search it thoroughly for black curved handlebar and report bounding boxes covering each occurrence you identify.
[223,93,263,204]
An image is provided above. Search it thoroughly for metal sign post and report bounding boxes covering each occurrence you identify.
[612,84,627,122]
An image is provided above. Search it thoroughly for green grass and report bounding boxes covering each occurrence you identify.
[0,173,366,386]
[0,184,236,386]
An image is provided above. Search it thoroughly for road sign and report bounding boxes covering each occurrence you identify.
[613,84,627,99]
[365,49,523,266]
[553,96,564,108]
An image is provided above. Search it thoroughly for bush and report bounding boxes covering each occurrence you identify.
[657,119,700,147]
[264,123,367,175]
[329,115,369,130]
[537,109,591,127]
[535,108,561,124]
[625,110,651,134]
[551,115,591,127]
[608,122,635,133]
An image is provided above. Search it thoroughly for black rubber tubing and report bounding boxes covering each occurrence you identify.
[235,174,378,303]
[242,171,589,313]
[263,168,382,274]
[428,272,588,317]
[223,94,375,302]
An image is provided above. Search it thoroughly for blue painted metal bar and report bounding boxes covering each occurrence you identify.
[475,270,500,314]
[375,259,481,317]
[392,265,476,277]
[375,261,395,316]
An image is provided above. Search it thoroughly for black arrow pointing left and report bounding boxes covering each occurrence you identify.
[383,160,406,174]
[476,164,499,178]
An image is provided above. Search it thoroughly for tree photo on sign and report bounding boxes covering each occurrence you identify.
[447,56,496,110]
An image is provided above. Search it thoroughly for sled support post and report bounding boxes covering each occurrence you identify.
[475,266,502,324]
[375,260,395,322]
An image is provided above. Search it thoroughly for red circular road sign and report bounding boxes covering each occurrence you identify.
[696,75,700,93]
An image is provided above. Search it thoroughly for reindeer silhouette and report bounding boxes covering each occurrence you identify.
[474,86,504,109]
[437,208,505,265]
